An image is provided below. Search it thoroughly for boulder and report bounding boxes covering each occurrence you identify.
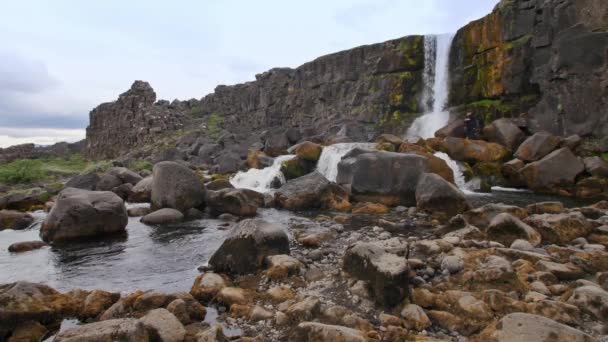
[205,178,234,191]
[524,212,593,245]
[128,176,153,203]
[206,188,260,217]
[463,203,527,227]
[8,241,48,253]
[54,318,148,342]
[264,129,290,157]
[415,173,470,219]
[562,135,582,150]
[536,261,585,281]
[64,173,100,191]
[274,171,329,210]
[208,219,290,275]
[280,156,317,180]
[337,151,428,206]
[290,322,366,342]
[190,273,228,301]
[583,156,608,178]
[342,239,409,307]
[0,191,45,211]
[40,188,128,243]
[80,290,120,320]
[526,201,565,215]
[375,134,403,148]
[477,313,595,342]
[139,308,185,342]
[442,137,510,164]
[501,159,526,186]
[486,213,541,247]
[400,304,431,331]
[515,132,561,162]
[151,161,205,212]
[519,148,584,190]
[141,208,184,225]
[95,173,123,191]
[197,143,221,163]
[292,141,323,162]
[435,119,465,138]
[483,118,525,151]
[216,152,242,174]
[107,167,143,185]
[0,210,34,230]
[567,285,608,322]
[399,149,455,184]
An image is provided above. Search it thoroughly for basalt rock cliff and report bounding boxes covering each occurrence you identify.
[85,0,607,159]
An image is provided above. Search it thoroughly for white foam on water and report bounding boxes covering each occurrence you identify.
[230,155,295,193]
[491,186,533,193]
[316,143,376,182]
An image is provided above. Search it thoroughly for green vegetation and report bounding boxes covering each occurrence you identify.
[128,159,153,172]
[0,154,91,185]
[602,153,608,162]
[189,105,204,118]
[206,112,225,139]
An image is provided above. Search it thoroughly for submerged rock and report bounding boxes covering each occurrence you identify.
[151,161,205,212]
[209,219,289,275]
[140,208,184,225]
[8,240,48,253]
[40,188,128,243]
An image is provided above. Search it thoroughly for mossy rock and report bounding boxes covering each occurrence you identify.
[280,157,316,181]
[294,142,323,162]
[472,162,507,187]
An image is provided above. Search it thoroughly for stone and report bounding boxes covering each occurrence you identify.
[441,255,464,274]
[190,273,227,301]
[400,304,431,331]
[286,297,321,322]
[127,207,151,217]
[128,176,153,203]
[208,219,289,275]
[65,173,101,191]
[151,161,205,212]
[415,173,470,219]
[463,203,527,227]
[567,285,608,322]
[351,202,390,215]
[216,152,243,174]
[205,188,260,217]
[435,119,465,138]
[536,260,585,281]
[139,308,185,342]
[264,129,291,157]
[292,141,323,162]
[266,286,295,302]
[54,318,148,342]
[95,173,123,192]
[501,158,526,186]
[166,299,190,325]
[250,305,274,321]
[6,321,48,342]
[132,291,177,313]
[584,156,608,178]
[486,213,541,247]
[519,148,585,190]
[0,191,45,212]
[80,290,120,320]
[0,210,34,231]
[510,239,534,251]
[140,208,184,225]
[515,132,561,162]
[476,313,596,342]
[107,167,143,185]
[342,240,409,307]
[7,240,48,253]
[337,150,428,206]
[562,135,582,150]
[526,201,565,215]
[40,188,128,243]
[274,171,331,210]
[442,137,510,163]
[483,118,526,151]
[266,254,303,277]
[289,322,366,342]
[524,212,593,245]
[205,178,234,191]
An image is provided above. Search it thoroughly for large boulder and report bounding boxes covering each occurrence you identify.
[107,167,143,185]
[128,176,153,203]
[435,119,465,138]
[275,171,349,210]
[151,161,205,212]
[54,318,149,342]
[342,238,409,307]
[0,210,34,230]
[40,188,128,243]
[583,156,608,178]
[415,173,470,218]
[483,118,526,151]
[95,173,123,191]
[514,132,561,162]
[337,151,428,206]
[463,203,528,227]
[477,313,596,342]
[64,173,100,191]
[208,219,290,275]
[519,148,584,190]
[442,137,510,164]
[524,212,593,245]
[205,188,261,217]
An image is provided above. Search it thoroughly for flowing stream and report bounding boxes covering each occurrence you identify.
[316,143,376,182]
[230,155,295,193]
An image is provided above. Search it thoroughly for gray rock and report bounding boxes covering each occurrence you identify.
[151,161,205,212]
[206,188,262,217]
[64,173,100,191]
[483,118,526,151]
[215,152,242,174]
[520,148,584,190]
[141,208,184,225]
[514,132,561,162]
[536,260,585,281]
[40,188,128,243]
[107,167,143,185]
[487,213,541,247]
[567,285,608,322]
[54,318,149,342]
[289,322,366,342]
[139,308,185,342]
[129,176,153,203]
[95,173,123,191]
[441,255,464,274]
[583,156,608,178]
[480,313,596,342]
[209,219,289,275]
[274,171,330,210]
[0,210,34,230]
[415,173,470,218]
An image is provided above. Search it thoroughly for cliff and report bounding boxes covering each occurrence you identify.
[449,0,608,136]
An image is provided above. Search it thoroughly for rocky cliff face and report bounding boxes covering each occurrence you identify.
[449,0,608,136]
[85,81,196,159]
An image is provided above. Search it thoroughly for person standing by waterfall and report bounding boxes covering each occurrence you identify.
[464,112,480,139]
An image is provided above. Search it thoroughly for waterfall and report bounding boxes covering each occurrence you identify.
[406,34,455,139]
[317,143,376,182]
[230,155,295,192]
[433,152,467,188]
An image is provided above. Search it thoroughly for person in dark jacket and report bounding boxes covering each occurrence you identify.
[464,112,480,139]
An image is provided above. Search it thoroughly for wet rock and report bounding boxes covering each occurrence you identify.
[526,201,565,215]
[40,188,128,243]
[128,176,153,203]
[483,118,525,151]
[351,202,390,215]
[476,312,595,342]
[166,299,190,325]
[266,254,303,279]
[486,213,541,247]
[342,239,409,307]
[415,173,470,219]
[400,304,431,331]
[206,188,260,217]
[520,147,585,190]
[80,290,120,320]
[132,291,177,313]
[0,210,34,231]
[141,208,184,225]
[8,240,48,253]
[536,260,584,281]
[337,150,427,206]
[584,156,608,178]
[501,158,526,186]
[6,320,48,342]
[290,322,366,342]
[0,191,45,212]
[292,141,323,162]
[190,273,227,302]
[463,203,527,228]
[514,132,561,162]
[435,119,465,138]
[209,219,289,275]
[275,171,337,210]
[151,161,206,212]
[54,318,148,342]
[525,212,593,245]
[127,207,151,217]
[567,286,608,322]
[217,287,247,306]
[442,137,510,163]
[205,178,234,191]
[139,308,185,342]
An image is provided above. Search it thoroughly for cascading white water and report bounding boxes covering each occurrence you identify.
[433,152,466,188]
[407,34,455,139]
[230,155,295,192]
[317,143,375,182]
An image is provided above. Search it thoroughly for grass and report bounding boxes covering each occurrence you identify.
[207,112,225,139]
[128,159,153,172]
[0,154,91,185]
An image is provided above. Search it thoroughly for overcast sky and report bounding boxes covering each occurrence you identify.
[0,0,498,148]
